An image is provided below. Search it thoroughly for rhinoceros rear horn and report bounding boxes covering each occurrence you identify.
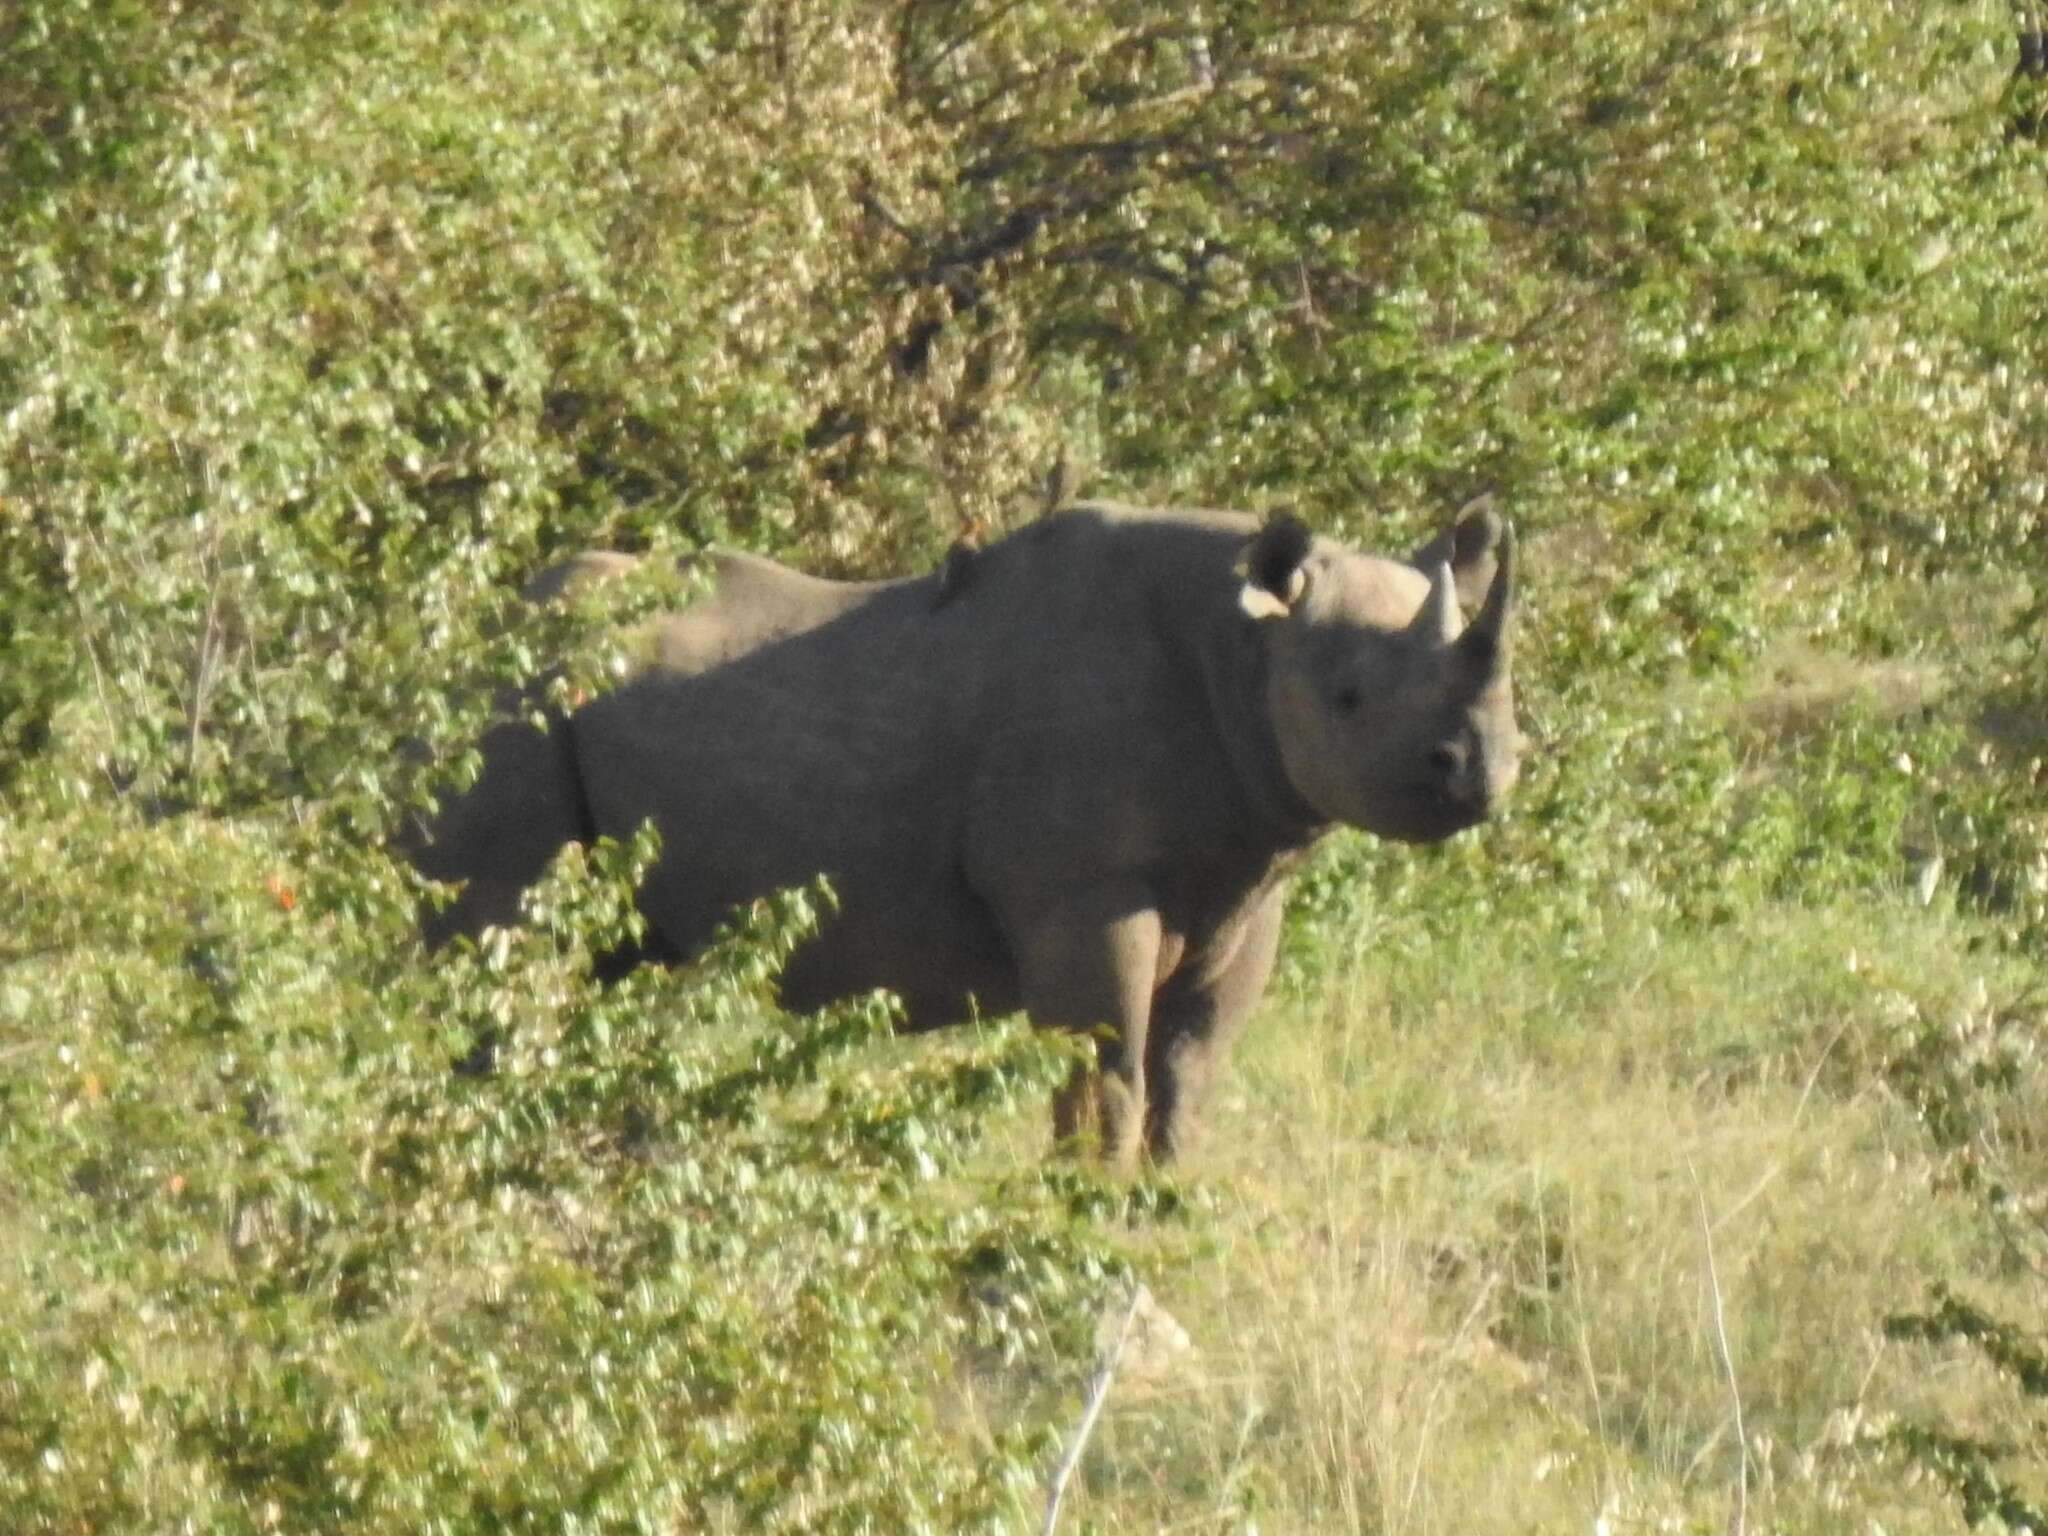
[1459,520,1515,668]
[1411,494,1504,610]
[1237,513,1314,620]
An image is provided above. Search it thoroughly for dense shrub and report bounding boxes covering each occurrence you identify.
[4,0,2045,1528]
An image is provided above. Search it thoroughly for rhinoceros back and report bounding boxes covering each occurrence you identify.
[571,551,975,973]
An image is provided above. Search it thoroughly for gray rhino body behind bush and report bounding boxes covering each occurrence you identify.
[415,502,1521,1164]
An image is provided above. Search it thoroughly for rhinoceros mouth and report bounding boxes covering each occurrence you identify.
[1377,785,1488,844]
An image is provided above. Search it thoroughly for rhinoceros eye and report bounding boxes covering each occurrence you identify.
[1332,684,1364,715]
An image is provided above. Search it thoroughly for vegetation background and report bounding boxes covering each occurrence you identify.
[3,0,2045,1530]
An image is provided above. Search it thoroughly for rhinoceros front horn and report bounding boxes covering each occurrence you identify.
[1410,561,1461,645]
[1460,521,1515,667]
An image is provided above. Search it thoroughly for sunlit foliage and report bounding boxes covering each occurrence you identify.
[4,0,2044,1528]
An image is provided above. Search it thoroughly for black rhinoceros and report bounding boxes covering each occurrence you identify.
[413,500,1522,1165]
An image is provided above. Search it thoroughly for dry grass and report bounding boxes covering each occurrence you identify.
[1036,897,2030,1534]
[1734,641,1946,742]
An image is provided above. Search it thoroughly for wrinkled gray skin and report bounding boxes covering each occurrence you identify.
[412,501,1522,1166]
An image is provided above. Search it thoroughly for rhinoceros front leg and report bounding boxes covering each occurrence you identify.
[1011,886,1162,1173]
[1143,889,1284,1163]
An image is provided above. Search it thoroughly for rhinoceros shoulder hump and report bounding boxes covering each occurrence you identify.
[651,549,899,674]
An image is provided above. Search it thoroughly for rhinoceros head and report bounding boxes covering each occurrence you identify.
[1241,501,1520,843]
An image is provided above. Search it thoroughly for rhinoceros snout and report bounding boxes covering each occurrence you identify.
[1424,727,1517,824]
[1426,736,1490,811]
[1427,738,1468,787]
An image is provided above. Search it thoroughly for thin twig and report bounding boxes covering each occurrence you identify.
[188,550,224,782]
[1403,1270,1500,1522]
[1712,1161,1784,1234]
[1793,1013,1856,1127]
[77,633,127,798]
[1042,1282,1147,1536]
[1689,1158,1749,1536]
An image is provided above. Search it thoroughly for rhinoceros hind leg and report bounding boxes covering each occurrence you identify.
[1012,886,1162,1173]
[414,715,586,949]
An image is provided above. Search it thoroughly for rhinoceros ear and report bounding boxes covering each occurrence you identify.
[1236,513,1314,621]
[1410,494,1504,611]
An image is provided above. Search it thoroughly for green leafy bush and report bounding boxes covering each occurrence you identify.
[1873,974,2048,1533]
[0,811,1132,1532]
[6,0,2048,1529]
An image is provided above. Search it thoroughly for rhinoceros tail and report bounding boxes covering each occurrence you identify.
[933,538,980,610]
[556,708,601,849]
